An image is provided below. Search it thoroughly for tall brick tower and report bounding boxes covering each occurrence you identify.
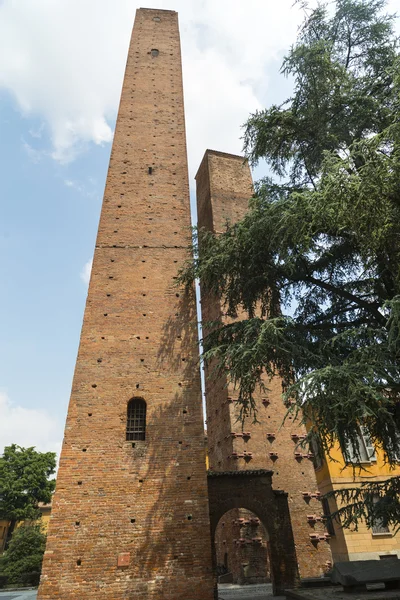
[197,150,332,582]
[38,10,214,600]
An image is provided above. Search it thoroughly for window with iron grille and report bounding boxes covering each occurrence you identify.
[126,398,146,441]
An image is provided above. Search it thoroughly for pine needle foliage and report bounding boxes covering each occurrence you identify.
[0,524,46,587]
[179,0,400,529]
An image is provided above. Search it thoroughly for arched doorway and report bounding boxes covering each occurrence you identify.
[215,508,270,585]
[207,470,299,596]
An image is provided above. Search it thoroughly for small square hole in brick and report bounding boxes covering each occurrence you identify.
[131,518,136,523]
[75,521,80,526]
[77,559,82,566]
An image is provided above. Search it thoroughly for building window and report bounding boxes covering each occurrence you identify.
[309,435,324,470]
[372,519,390,534]
[393,430,400,462]
[126,398,146,441]
[321,497,336,536]
[372,495,390,535]
[342,426,376,463]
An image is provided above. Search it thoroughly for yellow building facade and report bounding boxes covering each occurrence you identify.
[0,504,51,553]
[315,433,400,562]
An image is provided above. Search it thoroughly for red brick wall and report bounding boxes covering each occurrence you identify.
[197,150,332,580]
[215,508,270,584]
[38,10,213,600]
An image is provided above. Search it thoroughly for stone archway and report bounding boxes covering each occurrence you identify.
[207,470,299,596]
[215,507,271,585]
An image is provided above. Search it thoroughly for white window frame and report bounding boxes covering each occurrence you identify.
[343,426,376,463]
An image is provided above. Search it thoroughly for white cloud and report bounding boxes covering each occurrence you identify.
[0,0,305,167]
[22,139,46,163]
[80,258,93,285]
[64,178,98,199]
[0,0,133,163]
[0,392,62,456]
[28,122,45,139]
[1,0,399,169]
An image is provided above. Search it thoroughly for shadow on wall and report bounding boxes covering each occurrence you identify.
[125,288,214,597]
[207,471,299,595]
[215,508,271,585]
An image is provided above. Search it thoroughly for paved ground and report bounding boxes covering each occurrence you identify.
[0,585,276,600]
[0,591,37,600]
[3,585,400,600]
[219,583,279,599]
[286,585,400,600]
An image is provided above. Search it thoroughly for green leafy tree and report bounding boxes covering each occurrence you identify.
[0,445,56,543]
[180,0,400,529]
[0,524,46,587]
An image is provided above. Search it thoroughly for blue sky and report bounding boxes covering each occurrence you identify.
[0,91,111,452]
[0,0,398,456]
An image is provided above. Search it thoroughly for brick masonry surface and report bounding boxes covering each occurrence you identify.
[215,508,270,584]
[37,9,213,600]
[196,150,332,581]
